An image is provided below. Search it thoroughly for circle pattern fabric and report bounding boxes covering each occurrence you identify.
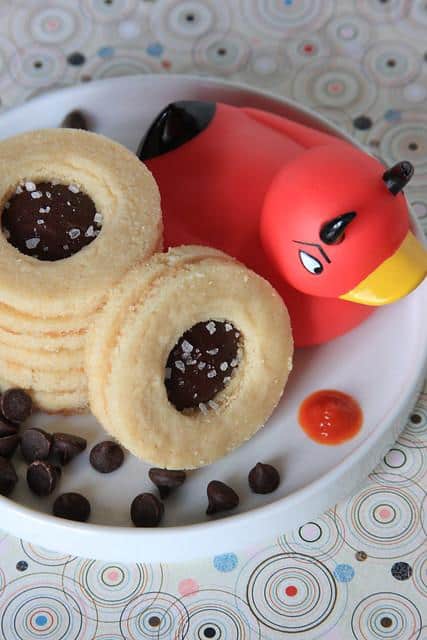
[0,2,426,638]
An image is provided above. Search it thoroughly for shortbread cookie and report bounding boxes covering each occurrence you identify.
[86,245,228,425]
[0,301,88,334]
[0,377,88,414]
[0,358,86,392]
[0,340,83,371]
[0,128,162,317]
[0,326,85,352]
[88,247,293,469]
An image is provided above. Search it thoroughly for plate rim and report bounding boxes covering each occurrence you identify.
[0,73,426,561]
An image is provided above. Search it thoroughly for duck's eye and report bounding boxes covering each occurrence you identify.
[299,250,323,275]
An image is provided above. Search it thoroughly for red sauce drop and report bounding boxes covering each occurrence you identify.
[298,390,363,445]
[285,585,298,597]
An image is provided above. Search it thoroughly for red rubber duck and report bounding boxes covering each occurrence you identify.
[138,101,427,347]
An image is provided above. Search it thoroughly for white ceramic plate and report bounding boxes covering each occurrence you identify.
[0,75,426,563]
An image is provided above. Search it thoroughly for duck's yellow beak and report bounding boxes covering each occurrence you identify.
[340,231,427,306]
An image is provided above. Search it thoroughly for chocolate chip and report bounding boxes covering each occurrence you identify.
[0,433,20,458]
[20,428,52,464]
[26,461,60,497]
[206,480,239,515]
[60,110,89,130]
[2,181,102,262]
[53,492,91,522]
[0,419,18,437]
[1,389,32,424]
[51,432,87,465]
[353,115,372,130]
[391,561,412,581]
[148,468,186,499]
[66,53,86,67]
[380,617,393,628]
[248,462,280,494]
[165,320,241,411]
[89,441,124,473]
[131,493,164,527]
[0,456,18,496]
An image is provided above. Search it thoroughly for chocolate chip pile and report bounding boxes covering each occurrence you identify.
[2,181,102,262]
[0,387,281,527]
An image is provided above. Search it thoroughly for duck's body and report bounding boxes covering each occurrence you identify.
[139,101,426,347]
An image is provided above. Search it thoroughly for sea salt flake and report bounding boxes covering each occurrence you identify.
[164,367,171,380]
[43,246,49,252]
[181,340,193,353]
[220,362,228,372]
[68,228,81,239]
[25,181,36,192]
[37,219,44,225]
[193,393,198,399]
[85,225,95,237]
[46,192,52,199]
[66,201,71,206]
[224,376,231,384]
[175,360,185,373]
[68,184,79,193]
[15,185,23,194]
[206,348,219,355]
[230,358,239,368]
[208,400,219,411]
[31,191,42,199]
[63,244,69,251]
[94,212,103,224]
[207,369,217,379]
[39,206,50,214]
[197,361,206,370]
[186,359,197,366]
[25,238,40,249]
[178,380,184,386]
[206,321,216,335]
[225,323,233,332]
[198,402,208,415]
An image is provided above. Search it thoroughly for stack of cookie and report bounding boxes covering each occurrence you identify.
[86,245,293,469]
[0,128,162,413]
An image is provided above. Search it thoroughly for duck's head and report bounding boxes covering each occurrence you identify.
[260,143,427,305]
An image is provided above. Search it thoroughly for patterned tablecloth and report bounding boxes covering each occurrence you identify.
[0,1,426,638]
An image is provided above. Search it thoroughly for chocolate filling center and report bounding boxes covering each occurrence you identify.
[165,320,241,412]
[2,181,102,261]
